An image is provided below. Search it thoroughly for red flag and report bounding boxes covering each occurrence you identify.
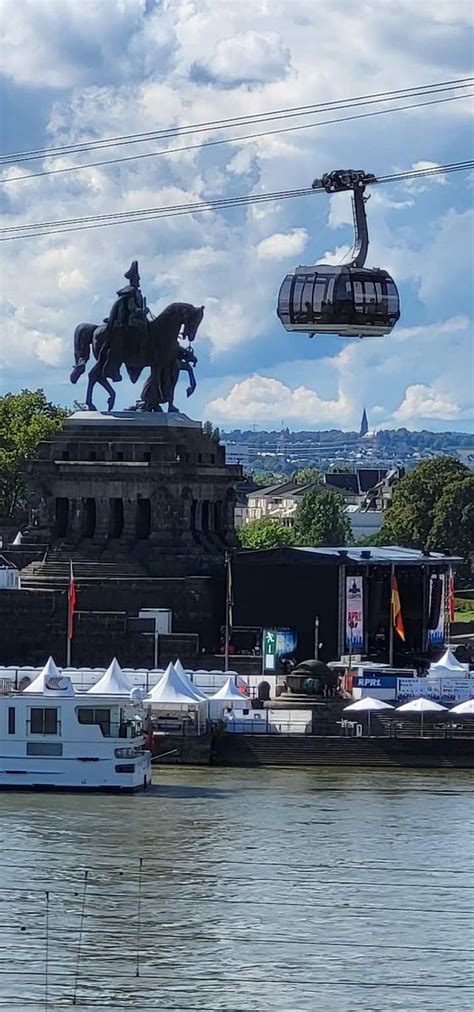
[449,571,455,623]
[67,561,76,640]
[391,575,405,642]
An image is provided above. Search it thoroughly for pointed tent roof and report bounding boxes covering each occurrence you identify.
[22,657,75,696]
[396,697,448,714]
[343,697,394,713]
[449,698,474,716]
[211,675,249,705]
[173,659,208,700]
[87,658,131,696]
[429,648,467,673]
[146,663,205,706]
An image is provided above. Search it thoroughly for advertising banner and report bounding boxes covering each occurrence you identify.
[346,576,364,651]
[354,675,398,689]
[263,629,298,674]
[397,678,474,704]
[428,574,445,646]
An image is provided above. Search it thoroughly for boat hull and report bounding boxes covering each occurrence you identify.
[0,752,152,792]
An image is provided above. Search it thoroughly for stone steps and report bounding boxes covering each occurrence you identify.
[20,557,148,588]
[213,734,474,768]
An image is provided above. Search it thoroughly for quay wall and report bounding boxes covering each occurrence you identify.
[212,734,474,769]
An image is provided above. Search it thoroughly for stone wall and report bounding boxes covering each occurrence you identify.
[25,414,242,575]
[0,572,220,667]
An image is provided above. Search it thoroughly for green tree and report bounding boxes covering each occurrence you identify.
[427,476,474,558]
[294,489,352,547]
[237,517,295,549]
[329,465,354,473]
[250,473,286,487]
[202,420,214,438]
[381,457,470,551]
[0,389,67,520]
[292,467,322,485]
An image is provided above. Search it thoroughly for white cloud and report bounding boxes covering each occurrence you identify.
[0,0,148,88]
[255,228,308,260]
[1,0,472,431]
[198,31,291,85]
[207,374,351,425]
[392,383,465,422]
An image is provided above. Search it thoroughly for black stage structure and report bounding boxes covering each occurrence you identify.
[231,546,459,667]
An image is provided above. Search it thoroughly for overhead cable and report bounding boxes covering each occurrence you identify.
[1,91,471,185]
[0,77,472,164]
[1,160,472,243]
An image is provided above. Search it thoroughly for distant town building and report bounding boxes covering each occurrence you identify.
[241,468,404,539]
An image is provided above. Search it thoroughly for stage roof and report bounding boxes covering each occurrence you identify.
[234,546,460,567]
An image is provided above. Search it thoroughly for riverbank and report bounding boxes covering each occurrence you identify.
[151,732,474,769]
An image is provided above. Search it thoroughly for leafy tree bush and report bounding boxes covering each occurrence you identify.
[292,467,322,485]
[294,489,352,547]
[381,457,471,553]
[237,517,295,549]
[0,390,67,520]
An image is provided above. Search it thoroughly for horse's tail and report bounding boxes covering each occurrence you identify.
[70,323,97,384]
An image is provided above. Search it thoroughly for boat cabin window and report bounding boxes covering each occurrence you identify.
[77,707,111,736]
[8,707,15,734]
[29,708,59,735]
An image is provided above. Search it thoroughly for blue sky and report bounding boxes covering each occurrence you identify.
[0,0,473,431]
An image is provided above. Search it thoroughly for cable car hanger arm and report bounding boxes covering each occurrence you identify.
[311,169,377,268]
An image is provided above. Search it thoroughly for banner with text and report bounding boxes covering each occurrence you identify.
[346,576,364,652]
[428,574,445,646]
[397,678,474,705]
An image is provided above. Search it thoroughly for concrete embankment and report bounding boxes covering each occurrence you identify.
[212,734,474,769]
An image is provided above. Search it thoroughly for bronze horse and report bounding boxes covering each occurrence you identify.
[70,302,204,412]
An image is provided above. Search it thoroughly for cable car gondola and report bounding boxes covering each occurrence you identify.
[277,169,400,339]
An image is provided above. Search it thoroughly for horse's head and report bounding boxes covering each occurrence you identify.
[157,302,204,343]
[181,304,204,343]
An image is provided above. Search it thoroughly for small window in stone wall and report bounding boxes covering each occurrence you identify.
[143,451,151,462]
[113,450,124,461]
[61,450,70,460]
[88,451,97,461]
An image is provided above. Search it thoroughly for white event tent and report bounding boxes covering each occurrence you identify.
[173,658,208,700]
[428,648,469,678]
[87,658,131,696]
[22,657,75,696]
[211,676,249,706]
[146,663,207,708]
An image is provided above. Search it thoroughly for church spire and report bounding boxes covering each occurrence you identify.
[359,407,369,438]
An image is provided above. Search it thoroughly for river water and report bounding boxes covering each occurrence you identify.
[0,766,473,1012]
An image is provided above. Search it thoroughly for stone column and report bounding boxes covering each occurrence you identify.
[121,497,137,542]
[67,498,83,543]
[93,497,109,543]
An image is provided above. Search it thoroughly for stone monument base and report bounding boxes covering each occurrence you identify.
[25,413,242,578]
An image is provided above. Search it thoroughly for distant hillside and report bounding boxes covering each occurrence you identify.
[222,428,473,451]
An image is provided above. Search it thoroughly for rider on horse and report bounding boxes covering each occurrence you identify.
[102,261,150,380]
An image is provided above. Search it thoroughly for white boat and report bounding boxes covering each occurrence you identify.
[0,659,152,792]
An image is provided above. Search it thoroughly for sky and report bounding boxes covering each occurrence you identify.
[0,0,473,432]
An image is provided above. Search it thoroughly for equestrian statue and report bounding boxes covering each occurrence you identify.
[70,261,204,412]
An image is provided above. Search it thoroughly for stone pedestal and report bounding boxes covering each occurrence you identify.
[26,412,242,577]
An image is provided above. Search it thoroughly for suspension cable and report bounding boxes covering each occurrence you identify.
[1,90,471,186]
[0,159,472,243]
